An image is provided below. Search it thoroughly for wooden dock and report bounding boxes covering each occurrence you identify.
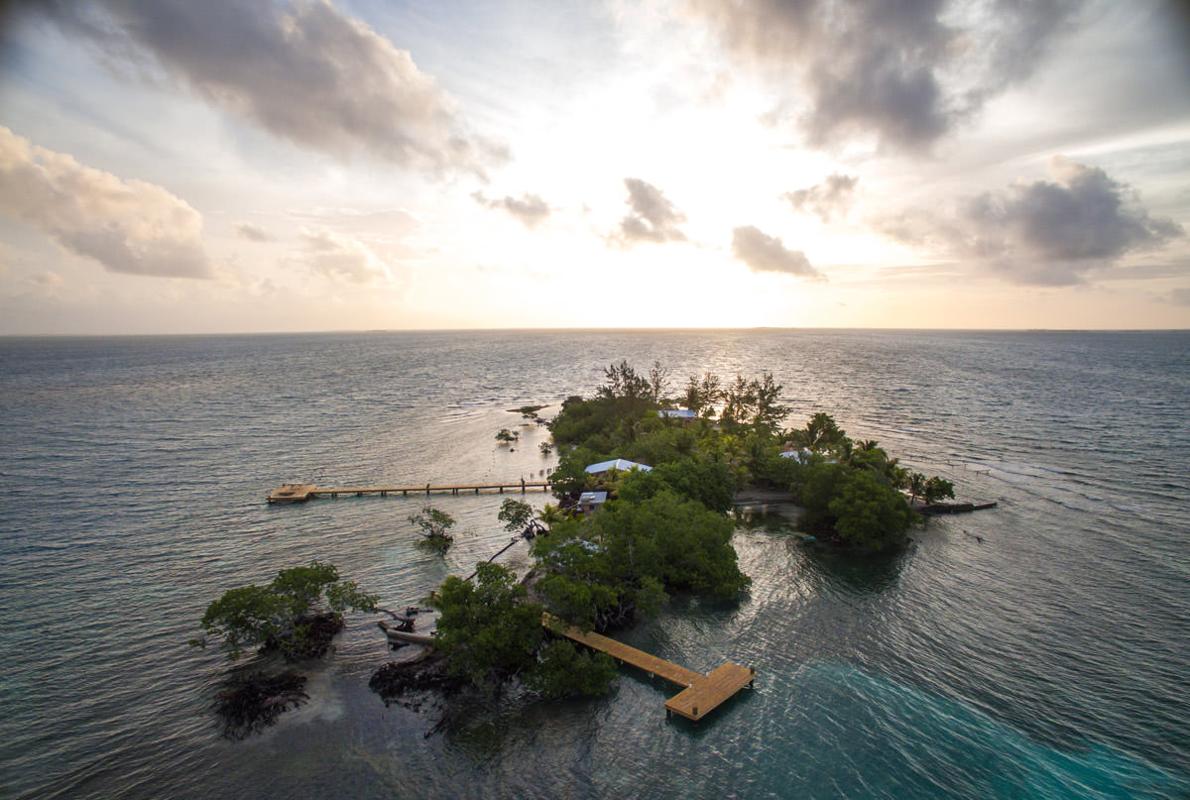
[543,614,754,722]
[268,480,552,504]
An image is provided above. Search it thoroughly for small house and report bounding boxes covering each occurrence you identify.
[659,408,696,420]
[584,458,653,475]
[578,490,609,515]
[779,449,812,464]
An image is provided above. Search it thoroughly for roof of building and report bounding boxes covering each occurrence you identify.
[779,449,811,462]
[659,408,696,419]
[578,491,609,504]
[585,458,653,474]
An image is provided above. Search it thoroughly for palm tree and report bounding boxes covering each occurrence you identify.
[536,503,566,530]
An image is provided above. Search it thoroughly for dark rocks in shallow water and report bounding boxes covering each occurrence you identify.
[266,612,344,661]
[920,501,998,515]
[369,654,462,706]
[214,671,308,740]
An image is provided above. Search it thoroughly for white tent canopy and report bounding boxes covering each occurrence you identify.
[584,458,653,474]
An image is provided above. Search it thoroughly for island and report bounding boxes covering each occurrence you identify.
[197,361,969,735]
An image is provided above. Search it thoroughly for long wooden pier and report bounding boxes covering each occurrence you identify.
[268,480,551,504]
[543,614,754,722]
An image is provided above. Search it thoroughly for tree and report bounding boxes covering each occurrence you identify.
[923,476,955,504]
[699,372,722,415]
[193,562,377,660]
[797,462,850,532]
[536,503,566,529]
[648,360,671,404]
[598,360,650,401]
[828,470,916,553]
[682,374,704,414]
[525,640,617,699]
[720,374,756,427]
[790,412,846,451]
[496,428,519,444]
[498,499,535,533]
[409,506,456,549]
[430,563,545,691]
[752,372,789,431]
[907,472,927,504]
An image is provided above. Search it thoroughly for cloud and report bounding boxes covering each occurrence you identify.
[472,191,551,228]
[0,125,212,278]
[732,225,822,279]
[234,222,273,242]
[785,174,858,222]
[687,0,1079,152]
[1166,287,1190,306]
[878,157,1184,285]
[293,228,391,283]
[49,0,502,176]
[617,178,687,244]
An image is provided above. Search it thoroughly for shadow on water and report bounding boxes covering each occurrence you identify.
[801,542,910,596]
[662,682,758,736]
[737,507,910,596]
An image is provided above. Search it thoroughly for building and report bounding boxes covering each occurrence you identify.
[584,458,653,475]
[779,448,812,464]
[659,408,696,420]
[578,490,609,515]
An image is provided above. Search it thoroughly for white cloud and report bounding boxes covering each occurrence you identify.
[292,228,392,283]
[732,225,822,278]
[878,156,1183,284]
[687,0,1079,153]
[785,174,858,222]
[0,126,212,278]
[616,178,687,244]
[472,191,551,228]
[50,0,504,177]
[234,222,273,242]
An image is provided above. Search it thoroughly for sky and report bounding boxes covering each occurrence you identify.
[0,0,1187,334]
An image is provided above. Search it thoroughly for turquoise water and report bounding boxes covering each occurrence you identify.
[0,330,1187,798]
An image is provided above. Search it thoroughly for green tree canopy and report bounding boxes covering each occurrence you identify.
[430,563,544,691]
[498,499,535,532]
[828,470,917,553]
[195,562,377,660]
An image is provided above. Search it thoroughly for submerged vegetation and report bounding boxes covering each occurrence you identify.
[193,562,377,735]
[409,506,456,551]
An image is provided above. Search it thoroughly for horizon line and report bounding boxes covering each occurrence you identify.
[2,325,1188,339]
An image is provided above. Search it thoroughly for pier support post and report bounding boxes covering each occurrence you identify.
[425,483,430,497]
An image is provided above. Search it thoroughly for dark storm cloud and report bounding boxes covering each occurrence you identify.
[785,174,858,222]
[731,225,822,278]
[688,0,1080,152]
[878,157,1184,285]
[43,0,503,176]
[617,178,687,244]
[472,191,551,228]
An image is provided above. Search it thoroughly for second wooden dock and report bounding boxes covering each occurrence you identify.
[543,613,754,722]
[268,480,552,503]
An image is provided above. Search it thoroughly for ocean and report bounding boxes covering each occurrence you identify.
[1,329,1187,799]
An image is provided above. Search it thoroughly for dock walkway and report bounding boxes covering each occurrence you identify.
[268,480,551,503]
[543,613,754,722]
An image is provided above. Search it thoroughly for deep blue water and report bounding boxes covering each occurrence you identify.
[0,330,1187,799]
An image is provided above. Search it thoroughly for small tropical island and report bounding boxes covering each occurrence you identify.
[197,361,971,735]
